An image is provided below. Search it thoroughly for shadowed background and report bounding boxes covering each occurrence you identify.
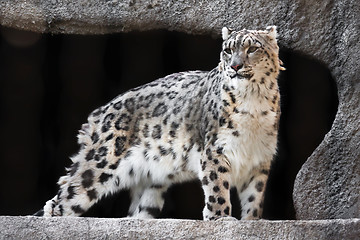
[0,27,338,220]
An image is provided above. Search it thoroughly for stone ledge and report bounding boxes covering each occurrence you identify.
[0,216,359,240]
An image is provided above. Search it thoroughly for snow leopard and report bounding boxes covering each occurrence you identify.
[34,26,285,220]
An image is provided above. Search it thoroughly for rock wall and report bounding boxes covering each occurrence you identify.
[0,0,359,219]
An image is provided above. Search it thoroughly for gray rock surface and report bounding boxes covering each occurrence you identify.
[0,0,359,219]
[0,216,359,240]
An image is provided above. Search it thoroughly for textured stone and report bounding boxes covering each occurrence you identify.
[0,0,359,220]
[0,216,359,240]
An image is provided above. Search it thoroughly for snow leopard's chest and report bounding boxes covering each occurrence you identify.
[213,79,280,184]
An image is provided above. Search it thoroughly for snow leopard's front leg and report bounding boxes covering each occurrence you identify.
[128,184,169,219]
[237,162,270,220]
[200,144,232,220]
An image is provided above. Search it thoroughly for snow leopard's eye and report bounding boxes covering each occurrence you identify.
[247,46,258,54]
[224,48,232,54]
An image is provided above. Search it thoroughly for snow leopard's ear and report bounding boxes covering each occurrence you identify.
[265,26,285,71]
[222,27,232,40]
[265,26,278,41]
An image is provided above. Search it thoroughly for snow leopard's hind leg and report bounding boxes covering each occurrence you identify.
[34,158,125,217]
[34,123,130,217]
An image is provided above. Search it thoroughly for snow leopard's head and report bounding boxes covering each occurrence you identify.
[219,26,285,80]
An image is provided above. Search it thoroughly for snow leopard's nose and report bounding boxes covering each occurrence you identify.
[231,64,243,71]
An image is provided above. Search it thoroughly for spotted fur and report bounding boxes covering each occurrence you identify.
[34,26,284,220]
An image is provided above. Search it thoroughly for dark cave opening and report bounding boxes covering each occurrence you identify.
[0,27,338,220]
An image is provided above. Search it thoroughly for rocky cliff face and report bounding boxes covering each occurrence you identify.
[0,0,359,220]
